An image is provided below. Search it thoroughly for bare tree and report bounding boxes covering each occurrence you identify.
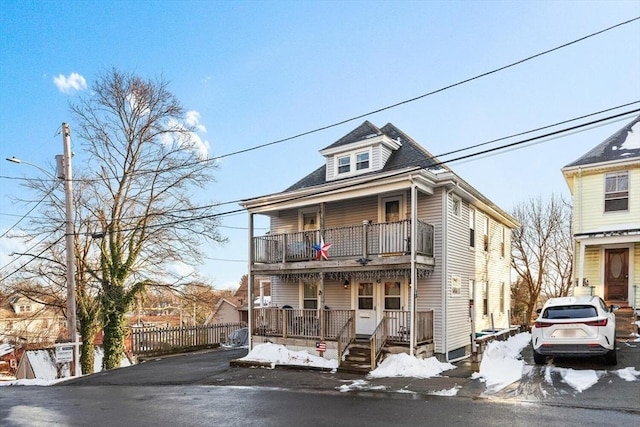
[69,69,226,369]
[511,194,573,325]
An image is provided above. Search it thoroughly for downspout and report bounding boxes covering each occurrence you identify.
[247,212,254,351]
[409,176,417,357]
[576,168,585,293]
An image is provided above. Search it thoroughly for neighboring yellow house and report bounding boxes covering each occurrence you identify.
[562,114,640,310]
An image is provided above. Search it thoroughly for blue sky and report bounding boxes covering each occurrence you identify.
[1,1,639,290]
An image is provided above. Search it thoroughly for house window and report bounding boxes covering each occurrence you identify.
[452,196,461,217]
[451,275,461,296]
[483,217,489,252]
[302,211,318,231]
[500,226,505,258]
[604,171,629,212]
[303,280,318,309]
[384,282,401,310]
[358,283,374,310]
[356,151,370,171]
[482,282,488,316]
[469,208,475,248]
[337,155,350,174]
[384,199,400,222]
[469,279,475,319]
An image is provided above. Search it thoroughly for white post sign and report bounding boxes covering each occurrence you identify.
[55,344,74,364]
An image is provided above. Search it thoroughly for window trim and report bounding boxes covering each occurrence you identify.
[452,195,461,218]
[483,216,489,252]
[451,275,461,297]
[469,208,476,248]
[604,171,629,212]
[335,148,373,177]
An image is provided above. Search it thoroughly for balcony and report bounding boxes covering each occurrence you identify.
[252,219,434,264]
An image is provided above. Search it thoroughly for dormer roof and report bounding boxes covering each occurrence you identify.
[286,121,445,191]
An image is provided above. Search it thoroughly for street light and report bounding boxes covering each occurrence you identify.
[5,123,79,376]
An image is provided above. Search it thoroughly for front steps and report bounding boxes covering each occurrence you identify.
[338,340,377,374]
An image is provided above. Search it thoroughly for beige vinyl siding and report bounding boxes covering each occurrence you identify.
[445,196,475,353]
[371,145,382,170]
[473,211,512,332]
[270,209,299,234]
[573,168,640,234]
[271,276,300,308]
[323,196,378,227]
[323,281,352,310]
[380,145,393,167]
[416,189,444,353]
[326,155,335,179]
[634,243,640,309]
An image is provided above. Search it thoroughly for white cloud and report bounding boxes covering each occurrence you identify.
[186,110,207,133]
[161,111,210,160]
[53,72,87,93]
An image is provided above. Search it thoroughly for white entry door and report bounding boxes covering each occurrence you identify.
[356,282,378,335]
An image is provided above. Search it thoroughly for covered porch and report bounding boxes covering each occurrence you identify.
[251,307,434,371]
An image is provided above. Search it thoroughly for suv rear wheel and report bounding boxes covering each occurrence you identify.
[533,348,546,365]
[604,343,617,366]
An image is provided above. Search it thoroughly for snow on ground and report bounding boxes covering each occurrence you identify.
[0,347,131,387]
[615,367,640,381]
[471,332,531,393]
[368,352,456,379]
[238,342,338,369]
[429,386,461,396]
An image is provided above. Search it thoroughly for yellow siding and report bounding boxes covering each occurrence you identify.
[635,243,640,309]
[573,167,640,234]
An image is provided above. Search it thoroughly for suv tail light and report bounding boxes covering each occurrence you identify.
[534,321,553,328]
[583,319,607,327]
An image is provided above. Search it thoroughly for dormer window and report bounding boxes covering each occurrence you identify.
[336,149,372,176]
[356,151,370,170]
[338,155,350,174]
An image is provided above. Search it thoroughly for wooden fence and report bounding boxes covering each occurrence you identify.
[129,322,247,356]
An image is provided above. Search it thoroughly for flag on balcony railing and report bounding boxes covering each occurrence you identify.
[313,237,332,260]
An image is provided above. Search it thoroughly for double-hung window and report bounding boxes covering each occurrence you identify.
[356,151,369,170]
[337,155,351,174]
[605,171,629,212]
[469,209,475,248]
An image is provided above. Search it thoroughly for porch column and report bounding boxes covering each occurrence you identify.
[577,239,586,292]
[410,179,417,357]
[248,212,254,350]
[319,273,325,339]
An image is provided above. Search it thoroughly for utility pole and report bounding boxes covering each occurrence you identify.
[59,122,78,375]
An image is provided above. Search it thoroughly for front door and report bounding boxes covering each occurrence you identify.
[605,248,628,301]
[356,282,377,335]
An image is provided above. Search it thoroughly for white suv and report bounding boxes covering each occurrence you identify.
[531,295,618,365]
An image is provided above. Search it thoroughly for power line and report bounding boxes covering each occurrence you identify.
[2,16,637,187]
[1,103,637,227]
[79,108,640,235]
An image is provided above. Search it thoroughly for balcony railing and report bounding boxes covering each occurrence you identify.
[253,308,354,340]
[253,219,434,264]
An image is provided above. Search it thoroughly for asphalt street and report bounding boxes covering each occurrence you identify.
[61,340,640,415]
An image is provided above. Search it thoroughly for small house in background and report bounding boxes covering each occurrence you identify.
[562,114,640,311]
[240,121,518,367]
[0,294,64,345]
[205,298,240,324]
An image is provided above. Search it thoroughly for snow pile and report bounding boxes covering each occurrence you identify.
[369,352,455,379]
[471,332,531,393]
[337,379,387,393]
[430,386,461,396]
[238,342,338,369]
[615,367,640,382]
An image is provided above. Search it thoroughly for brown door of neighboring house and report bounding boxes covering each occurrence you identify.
[604,248,628,301]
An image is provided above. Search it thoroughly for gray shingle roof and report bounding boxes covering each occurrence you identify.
[564,114,640,168]
[285,121,445,191]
